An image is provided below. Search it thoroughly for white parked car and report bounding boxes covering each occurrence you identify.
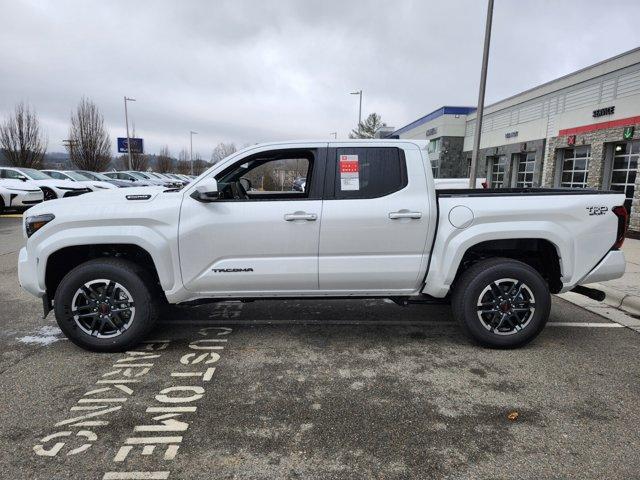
[42,170,117,191]
[18,140,627,352]
[0,167,90,201]
[434,178,487,189]
[0,178,44,213]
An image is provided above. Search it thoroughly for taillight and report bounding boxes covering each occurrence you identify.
[612,206,628,249]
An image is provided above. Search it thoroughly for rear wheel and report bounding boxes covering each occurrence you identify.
[452,258,550,348]
[54,258,159,352]
[42,187,57,201]
[0,196,4,214]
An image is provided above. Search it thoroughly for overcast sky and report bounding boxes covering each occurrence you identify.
[2,0,640,158]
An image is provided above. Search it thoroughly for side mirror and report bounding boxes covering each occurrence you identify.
[190,179,219,203]
[18,175,27,182]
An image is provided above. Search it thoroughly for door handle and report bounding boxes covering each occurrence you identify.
[284,212,317,221]
[389,211,422,220]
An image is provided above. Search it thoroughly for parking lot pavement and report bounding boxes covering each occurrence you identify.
[1,217,639,479]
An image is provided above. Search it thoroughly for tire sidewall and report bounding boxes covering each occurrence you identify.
[54,261,153,352]
[457,261,551,348]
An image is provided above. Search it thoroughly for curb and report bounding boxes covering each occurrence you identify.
[592,283,640,317]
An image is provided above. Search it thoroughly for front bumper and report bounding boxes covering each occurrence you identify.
[9,191,43,207]
[579,250,626,285]
[18,247,45,298]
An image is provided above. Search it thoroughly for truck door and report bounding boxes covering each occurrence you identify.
[318,144,432,293]
[178,146,326,295]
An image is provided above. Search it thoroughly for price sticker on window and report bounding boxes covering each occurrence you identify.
[339,154,359,190]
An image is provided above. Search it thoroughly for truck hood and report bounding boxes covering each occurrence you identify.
[24,185,167,217]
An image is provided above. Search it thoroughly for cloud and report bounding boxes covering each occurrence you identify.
[1,0,639,157]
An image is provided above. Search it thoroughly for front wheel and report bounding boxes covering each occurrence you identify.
[54,258,159,352]
[451,258,551,348]
[42,187,57,201]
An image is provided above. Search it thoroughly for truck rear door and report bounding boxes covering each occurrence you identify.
[318,144,434,293]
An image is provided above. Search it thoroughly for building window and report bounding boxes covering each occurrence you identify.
[431,159,440,178]
[488,155,507,188]
[561,146,591,188]
[610,141,638,211]
[427,138,440,154]
[514,152,535,187]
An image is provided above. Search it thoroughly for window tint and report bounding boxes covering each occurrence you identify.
[333,147,407,199]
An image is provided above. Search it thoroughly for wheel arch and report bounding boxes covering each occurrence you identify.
[45,243,167,301]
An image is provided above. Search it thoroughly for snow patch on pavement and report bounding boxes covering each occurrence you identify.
[17,325,66,345]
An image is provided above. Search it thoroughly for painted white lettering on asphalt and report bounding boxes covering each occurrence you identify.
[105,325,233,479]
[34,340,170,458]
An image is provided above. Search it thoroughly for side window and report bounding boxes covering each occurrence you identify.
[215,149,314,201]
[2,169,21,180]
[333,147,407,199]
[48,172,64,180]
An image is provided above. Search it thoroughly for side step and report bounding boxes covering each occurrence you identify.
[571,285,606,302]
[388,295,449,307]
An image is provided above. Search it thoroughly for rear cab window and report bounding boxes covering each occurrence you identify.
[326,147,408,199]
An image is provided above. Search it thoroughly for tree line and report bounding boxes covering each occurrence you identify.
[0,99,387,174]
[0,99,237,174]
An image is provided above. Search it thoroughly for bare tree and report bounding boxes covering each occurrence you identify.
[0,102,47,168]
[156,146,173,173]
[349,113,386,139]
[211,142,236,164]
[192,153,209,175]
[176,148,190,174]
[67,97,112,171]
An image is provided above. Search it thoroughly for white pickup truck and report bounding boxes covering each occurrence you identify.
[18,140,628,351]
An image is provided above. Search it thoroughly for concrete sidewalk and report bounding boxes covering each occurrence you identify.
[587,237,640,317]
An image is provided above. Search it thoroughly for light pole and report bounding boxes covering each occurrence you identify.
[123,96,136,170]
[350,90,363,127]
[190,130,198,175]
[469,0,494,188]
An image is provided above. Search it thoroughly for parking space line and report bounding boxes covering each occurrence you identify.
[160,319,625,327]
[547,322,625,328]
[0,214,23,218]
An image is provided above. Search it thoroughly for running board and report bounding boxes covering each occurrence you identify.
[388,296,449,307]
[570,285,606,302]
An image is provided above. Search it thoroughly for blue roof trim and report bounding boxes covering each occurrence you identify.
[392,106,476,136]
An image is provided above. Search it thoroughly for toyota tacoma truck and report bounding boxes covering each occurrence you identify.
[18,140,628,351]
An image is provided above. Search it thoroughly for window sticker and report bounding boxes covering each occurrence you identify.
[339,154,359,190]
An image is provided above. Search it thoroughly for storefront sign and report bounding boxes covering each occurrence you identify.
[567,135,576,146]
[505,131,518,139]
[425,127,438,137]
[592,106,615,118]
[623,126,634,140]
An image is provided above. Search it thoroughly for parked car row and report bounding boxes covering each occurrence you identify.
[0,166,196,213]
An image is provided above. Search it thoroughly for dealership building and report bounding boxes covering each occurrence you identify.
[392,47,640,233]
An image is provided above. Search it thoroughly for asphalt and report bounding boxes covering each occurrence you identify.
[0,216,639,480]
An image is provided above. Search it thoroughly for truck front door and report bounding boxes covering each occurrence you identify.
[178,145,326,295]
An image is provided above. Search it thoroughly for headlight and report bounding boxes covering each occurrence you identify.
[94,185,108,189]
[6,188,29,193]
[25,213,55,237]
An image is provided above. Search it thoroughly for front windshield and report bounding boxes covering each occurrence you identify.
[18,168,52,180]
[65,171,91,181]
[81,171,111,181]
[146,172,161,179]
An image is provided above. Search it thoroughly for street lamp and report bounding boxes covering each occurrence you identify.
[350,90,363,126]
[123,96,136,170]
[190,130,198,175]
[469,0,494,188]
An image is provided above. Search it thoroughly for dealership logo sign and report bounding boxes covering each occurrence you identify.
[593,106,615,118]
[623,126,634,140]
[505,131,518,139]
[425,127,438,137]
[567,135,576,146]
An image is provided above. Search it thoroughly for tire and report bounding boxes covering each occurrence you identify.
[42,187,57,201]
[451,257,551,349]
[54,258,159,352]
[0,196,4,214]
